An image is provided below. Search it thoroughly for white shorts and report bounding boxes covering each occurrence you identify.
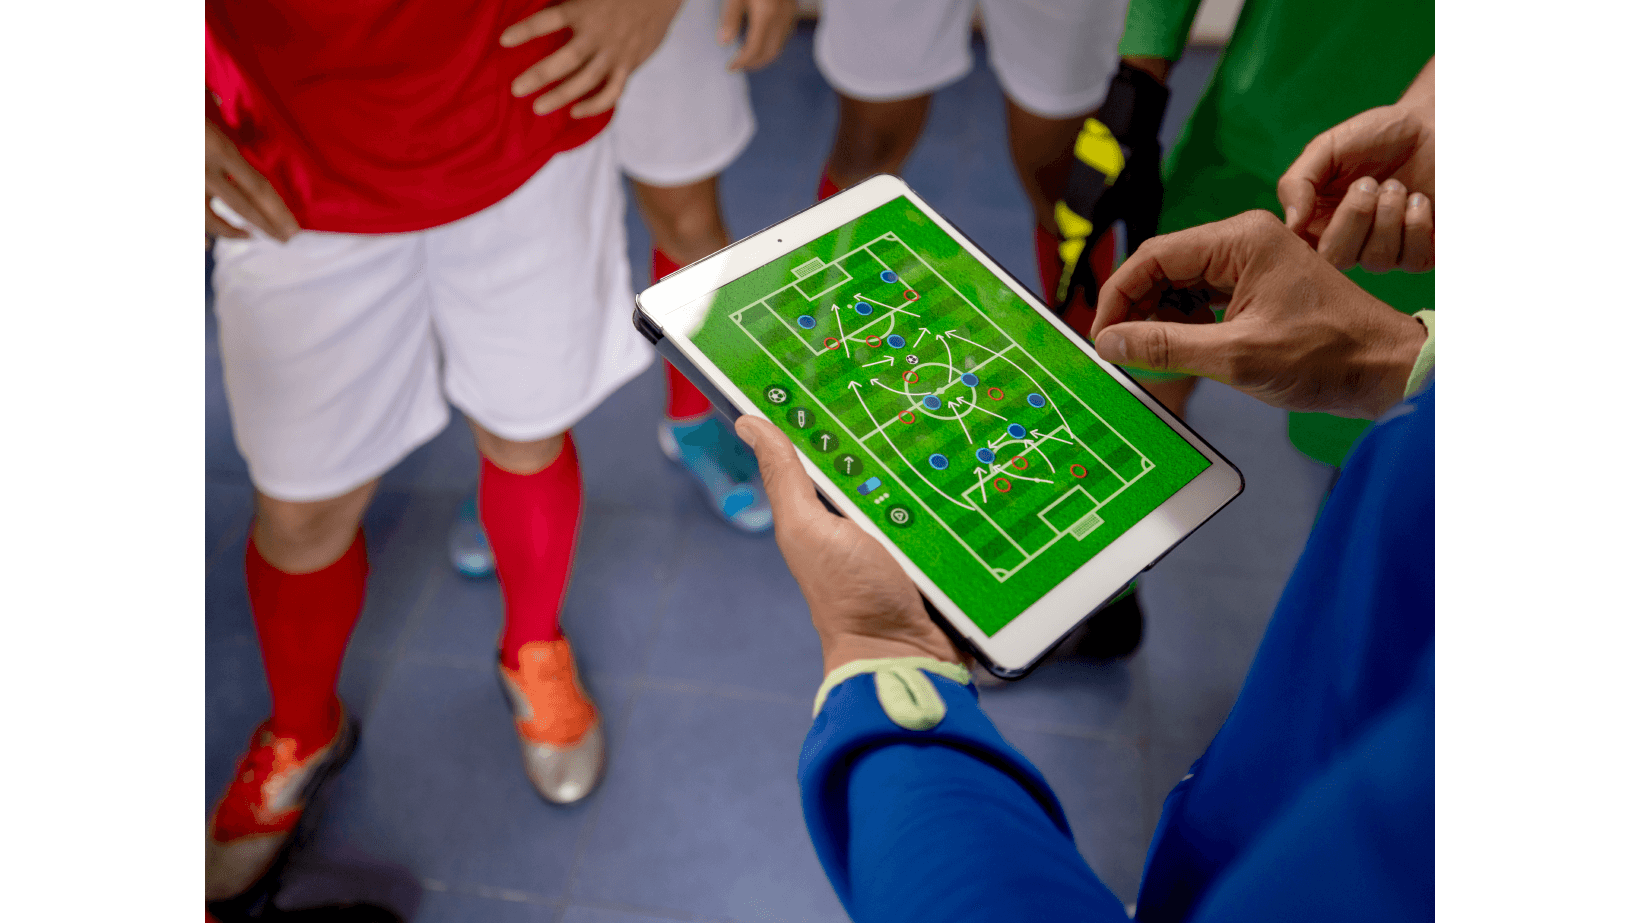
[610,0,756,187]
[815,0,1128,118]
[210,132,652,503]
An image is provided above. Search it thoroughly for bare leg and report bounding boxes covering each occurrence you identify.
[630,176,731,264]
[824,93,934,189]
[469,421,565,475]
[253,479,378,574]
[1003,96,1095,235]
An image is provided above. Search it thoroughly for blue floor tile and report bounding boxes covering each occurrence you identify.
[415,888,558,923]
[979,656,1144,741]
[560,906,700,923]
[572,685,845,923]
[641,518,820,703]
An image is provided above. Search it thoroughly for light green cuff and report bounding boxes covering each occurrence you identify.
[1404,310,1436,399]
[813,657,972,730]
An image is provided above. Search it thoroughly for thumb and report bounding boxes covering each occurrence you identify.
[1095,320,1234,381]
[718,0,745,45]
[1277,133,1333,233]
[735,416,825,525]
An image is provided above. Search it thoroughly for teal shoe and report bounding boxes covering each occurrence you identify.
[448,494,496,578]
[658,415,774,533]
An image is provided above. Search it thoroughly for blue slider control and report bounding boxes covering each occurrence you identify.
[857,476,882,495]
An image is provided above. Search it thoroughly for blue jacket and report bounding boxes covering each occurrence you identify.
[799,384,1435,922]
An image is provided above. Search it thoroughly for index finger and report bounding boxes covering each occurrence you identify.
[736,416,827,526]
[1091,221,1231,340]
[501,5,571,47]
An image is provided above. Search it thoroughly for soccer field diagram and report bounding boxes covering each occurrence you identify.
[730,233,1157,582]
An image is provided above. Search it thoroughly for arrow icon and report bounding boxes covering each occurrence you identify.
[862,356,895,368]
[914,327,930,347]
[973,467,989,504]
[935,334,955,384]
[954,396,1007,420]
[832,305,850,358]
[1032,428,1073,445]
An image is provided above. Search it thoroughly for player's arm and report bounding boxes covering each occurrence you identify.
[1119,0,1206,66]
[205,117,299,243]
[737,416,1130,922]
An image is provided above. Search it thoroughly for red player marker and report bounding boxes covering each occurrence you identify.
[823,337,840,350]
[995,477,1012,492]
[865,334,883,348]
[1070,464,1087,479]
[904,289,919,301]
[903,370,919,384]
[1011,456,1029,471]
[987,387,1005,401]
[899,410,916,424]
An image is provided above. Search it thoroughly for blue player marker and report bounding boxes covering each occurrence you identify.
[960,372,979,387]
[976,448,996,464]
[1027,392,1046,407]
[886,334,905,349]
[929,453,949,470]
[880,270,898,283]
[855,301,873,316]
[798,314,817,329]
[1007,423,1027,439]
[922,395,942,410]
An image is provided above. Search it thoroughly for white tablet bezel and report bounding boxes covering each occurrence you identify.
[636,174,1243,675]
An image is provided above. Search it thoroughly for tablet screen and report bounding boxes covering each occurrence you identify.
[679,196,1210,636]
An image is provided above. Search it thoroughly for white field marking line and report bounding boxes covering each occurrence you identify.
[973,467,988,504]
[934,343,1016,396]
[870,377,930,399]
[953,339,1127,487]
[951,401,973,445]
[758,301,829,359]
[841,299,919,345]
[1033,428,1073,446]
[734,326,996,573]
[938,334,956,385]
[862,356,894,368]
[853,292,922,316]
[903,249,1155,473]
[913,328,929,347]
[852,380,977,518]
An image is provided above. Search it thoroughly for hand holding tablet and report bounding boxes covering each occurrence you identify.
[635,176,1242,676]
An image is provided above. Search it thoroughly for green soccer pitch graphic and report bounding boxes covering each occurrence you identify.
[685,197,1210,635]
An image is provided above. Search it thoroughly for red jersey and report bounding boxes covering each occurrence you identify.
[206,1,611,234]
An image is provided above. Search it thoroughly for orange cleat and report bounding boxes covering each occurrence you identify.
[499,639,604,804]
[205,705,357,902]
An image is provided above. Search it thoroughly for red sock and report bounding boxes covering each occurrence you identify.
[818,170,841,201]
[247,530,368,758]
[481,436,583,670]
[1034,225,1065,303]
[653,248,715,419]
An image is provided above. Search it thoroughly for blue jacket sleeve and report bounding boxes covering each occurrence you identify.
[798,671,1131,923]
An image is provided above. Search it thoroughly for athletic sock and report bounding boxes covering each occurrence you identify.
[818,170,841,201]
[481,436,583,671]
[247,529,368,758]
[654,248,715,420]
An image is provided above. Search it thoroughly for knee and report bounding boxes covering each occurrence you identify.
[254,487,371,572]
[474,427,565,475]
[647,200,727,262]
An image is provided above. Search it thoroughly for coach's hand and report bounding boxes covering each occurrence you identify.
[206,120,299,243]
[720,0,796,72]
[736,416,961,674]
[503,0,683,118]
[1278,60,1434,273]
[1091,210,1427,419]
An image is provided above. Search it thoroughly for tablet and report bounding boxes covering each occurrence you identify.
[634,175,1242,677]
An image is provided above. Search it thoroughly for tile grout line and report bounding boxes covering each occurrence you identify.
[559,505,695,910]
[357,497,464,725]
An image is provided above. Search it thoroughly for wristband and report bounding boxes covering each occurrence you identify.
[1404,310,1436,399]
[813,657,972,730]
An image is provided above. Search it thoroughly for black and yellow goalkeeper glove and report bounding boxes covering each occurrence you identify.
[1052,62,1171,317]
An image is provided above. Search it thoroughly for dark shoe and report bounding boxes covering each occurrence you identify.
[1072,591,1144,661]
